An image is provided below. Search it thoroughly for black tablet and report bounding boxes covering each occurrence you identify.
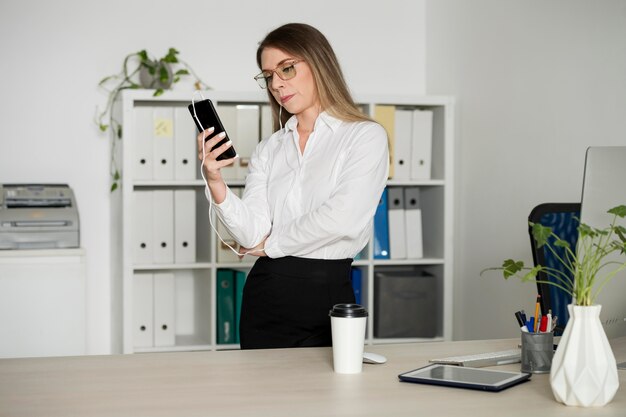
[398,364,531,392]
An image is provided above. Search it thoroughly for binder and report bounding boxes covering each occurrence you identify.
[173,107,197,180]
[132,191,153,265]
[152,190,174,264]
[153,272,176,347]
[133,107,154,180]
[373,188,390,259]
[235,105,260,180]
[174,190,196,264]
[387,187,407,259]
[174,270,194,336]
[133,272,154,348]
[393,109,412,180]
[374,105,396,179]
[234,270,247,345]
[152,107,175,180]
[215,104,237,180]
[261,104,274,139]
[410,109,433,180]
[351,267,363,305]
[216,269,236,344]
[404,187,424,259]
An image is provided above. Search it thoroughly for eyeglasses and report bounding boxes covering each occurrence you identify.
[254,60,304,89]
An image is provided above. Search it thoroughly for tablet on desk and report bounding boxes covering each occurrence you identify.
[399,364,531,392]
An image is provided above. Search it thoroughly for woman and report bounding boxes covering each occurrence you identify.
[197,23,389,349]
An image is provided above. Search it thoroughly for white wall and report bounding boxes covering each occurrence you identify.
[0,0,425,354]
[427,0,626,340]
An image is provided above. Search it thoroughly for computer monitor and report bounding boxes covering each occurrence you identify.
[579,146,626,339]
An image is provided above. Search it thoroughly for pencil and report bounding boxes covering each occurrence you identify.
[533,295,541,333]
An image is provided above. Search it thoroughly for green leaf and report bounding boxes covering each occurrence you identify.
[608,205,626,218]
[113,170,121,180]
[110,182,118,192]
[116,125,122,138]
[502,259,524,278]
[153,88,164,97]
[554,238,570,249]
[175,69,189,76]
[99,124,109,132]
[578,223,595,239]
[163,47,180,63]
[532,223,552,248]
[159,66,169,83]
[522,265,541,282]
[137,50,148,61]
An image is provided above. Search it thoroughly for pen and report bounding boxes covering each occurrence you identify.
[539,315,548,332]
[533,295,541,333]
[546,309,553,332]
[527,318,534,334]
[520,310,527,324]
[515,311,525,327]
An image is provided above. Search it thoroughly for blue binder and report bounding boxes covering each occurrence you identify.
[351,267,363,305]
[373,188,390,259]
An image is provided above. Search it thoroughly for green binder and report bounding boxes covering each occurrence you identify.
[216,269,235,344]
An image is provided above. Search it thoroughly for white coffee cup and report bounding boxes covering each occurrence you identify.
[329,304,368,374]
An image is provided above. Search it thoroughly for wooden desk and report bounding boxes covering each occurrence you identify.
[1,337,625,416]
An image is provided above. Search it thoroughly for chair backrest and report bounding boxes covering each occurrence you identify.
[528,202,581,335]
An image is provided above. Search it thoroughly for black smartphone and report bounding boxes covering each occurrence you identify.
[188,99,237,161]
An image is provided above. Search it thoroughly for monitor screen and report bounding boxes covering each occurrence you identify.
[579,146,626,339]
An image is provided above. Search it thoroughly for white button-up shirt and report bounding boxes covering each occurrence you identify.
[211,111,389,259]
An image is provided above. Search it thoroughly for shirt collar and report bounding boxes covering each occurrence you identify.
[284,111,342,134]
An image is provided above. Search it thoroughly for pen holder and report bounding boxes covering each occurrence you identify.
[520,331,553,374]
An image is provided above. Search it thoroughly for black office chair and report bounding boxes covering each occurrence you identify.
[528,203,581,335]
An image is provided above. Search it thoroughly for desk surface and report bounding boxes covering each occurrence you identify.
[1,337,625,417]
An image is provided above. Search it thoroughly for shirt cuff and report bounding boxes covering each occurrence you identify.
[263,233,285,259]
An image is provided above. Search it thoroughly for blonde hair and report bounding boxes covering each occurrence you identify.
[256,23,371,131]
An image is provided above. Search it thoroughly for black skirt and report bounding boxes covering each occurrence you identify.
[239,256,355,350]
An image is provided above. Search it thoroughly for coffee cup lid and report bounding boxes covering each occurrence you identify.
[329,303,368,318]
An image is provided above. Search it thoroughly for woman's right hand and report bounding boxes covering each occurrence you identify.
[197,127,236,183]
[197,127,236,203]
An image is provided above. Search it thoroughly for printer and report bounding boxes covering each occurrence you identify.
[0,184,80,249]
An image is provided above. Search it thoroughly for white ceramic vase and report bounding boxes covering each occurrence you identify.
[550,304,619,407]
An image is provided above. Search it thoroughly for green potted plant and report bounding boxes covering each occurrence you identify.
[482,205,626,407]
[95,48,208,191]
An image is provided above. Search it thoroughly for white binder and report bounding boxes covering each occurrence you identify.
[173,107,197,180]
[215,104,237,180]
[132,191,153,265]
[235,105,260,180]
[153,272,176,347]
[411,109,433,180]
[404,187,424,259]
[133,272,154,348]
[152,190,174,264]
[174,189,196,264]
[387,187,407,259]
[261,104,274,140]
[133,107,154,180]
[152,107,175,180]
[174,270,195,336]
[393,109,412,180]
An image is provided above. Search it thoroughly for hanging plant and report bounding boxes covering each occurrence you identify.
[95,48,209,191]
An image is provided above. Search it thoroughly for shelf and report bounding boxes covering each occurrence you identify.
[112,90,455,353]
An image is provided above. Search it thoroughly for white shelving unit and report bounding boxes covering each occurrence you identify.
[111,90,454,354]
